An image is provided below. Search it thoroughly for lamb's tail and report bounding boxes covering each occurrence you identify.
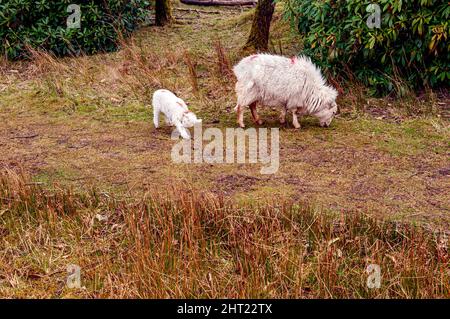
[151,90,161,109]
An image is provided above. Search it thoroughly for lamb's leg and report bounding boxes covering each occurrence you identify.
[165,117,173,126]
[279,108,287,124]
[249,102,263,125]
[175,121,191,139]
[236,104,245,128]
[292,109,301,129]
[153,107,160,128]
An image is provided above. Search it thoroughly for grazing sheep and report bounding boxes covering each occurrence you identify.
[233,54,338,129]
[152,89,202,139]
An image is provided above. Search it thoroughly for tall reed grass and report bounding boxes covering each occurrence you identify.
[0,170,447,298]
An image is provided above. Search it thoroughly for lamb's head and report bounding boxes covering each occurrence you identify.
[314,85,338,127]
[181,111,202,128]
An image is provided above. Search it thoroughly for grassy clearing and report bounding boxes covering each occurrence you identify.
[0,4,448,228]
[0,171,448,298]
[0,3,449,298]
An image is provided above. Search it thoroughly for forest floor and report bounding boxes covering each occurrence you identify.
[0,3,449,298]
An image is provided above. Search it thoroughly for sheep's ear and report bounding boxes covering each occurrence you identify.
[177,99,187,107]
[328,101,337,109]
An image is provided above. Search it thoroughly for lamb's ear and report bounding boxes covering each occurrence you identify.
[177,99,188,107]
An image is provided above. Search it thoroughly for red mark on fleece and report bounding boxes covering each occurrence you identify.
[290,56,297,64]
[250,55,258,60]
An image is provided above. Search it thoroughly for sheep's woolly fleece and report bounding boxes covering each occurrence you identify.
[233,54,338,116]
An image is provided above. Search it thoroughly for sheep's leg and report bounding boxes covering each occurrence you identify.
[292,110,301,129]
[153,108,160,128]
[249,102,263,125]
[175,121,191,139]
[165,117,173,126]
[236,104,245,128]
[279,108,287,124]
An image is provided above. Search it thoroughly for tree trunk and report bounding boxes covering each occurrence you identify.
[155,0,173,26]
[244,0,275,51]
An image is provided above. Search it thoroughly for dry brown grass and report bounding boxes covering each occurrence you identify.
[213,38,233,78]
[183,50,200,95]
[0,170,448,298]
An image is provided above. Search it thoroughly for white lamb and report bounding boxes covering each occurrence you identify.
[233,54,338,129]
[152,89,202,139]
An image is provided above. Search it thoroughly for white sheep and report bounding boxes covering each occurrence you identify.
[152,89,202,139]
[233,54,338,129]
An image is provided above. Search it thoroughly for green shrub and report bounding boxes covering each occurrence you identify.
[284,0,449,96]
[0,0,150,60]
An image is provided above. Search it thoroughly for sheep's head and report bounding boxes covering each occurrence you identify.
[315,101,337,127]
[181,112,202,128]
[315,85,338,127]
